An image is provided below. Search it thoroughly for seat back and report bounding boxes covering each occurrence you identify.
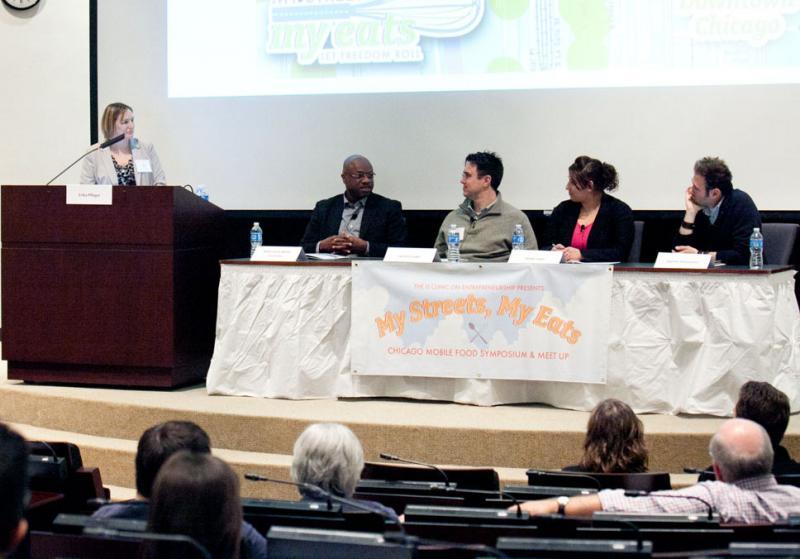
[589,471,672,491]
[362,461,499,490]
[761,222,799,265]
[527,470,671,491]
[627,220,644,262]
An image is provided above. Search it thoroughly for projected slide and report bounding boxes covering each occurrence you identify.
[168,0,800,97]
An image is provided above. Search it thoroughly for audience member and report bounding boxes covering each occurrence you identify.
[674,156,761,265]
[546,156,634,262]
[434,151,537,261]
[93,420,265,558]
[291,422,398,522]
[0,423,29,558]
[563,398,648,473]
[148,451,241,559]
[300,154,407,257]
[518,418,800,523]
[735,381,799,476]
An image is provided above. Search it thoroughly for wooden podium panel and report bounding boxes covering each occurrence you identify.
[1,185,224,388]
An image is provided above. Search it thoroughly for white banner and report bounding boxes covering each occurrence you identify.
[351,262,612,383]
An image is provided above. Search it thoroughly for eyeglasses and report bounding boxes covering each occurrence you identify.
[347,172,376,180]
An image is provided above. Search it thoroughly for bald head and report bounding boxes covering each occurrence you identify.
[341,154,375,202]
[342,154,370,172]
[709,418,773,482]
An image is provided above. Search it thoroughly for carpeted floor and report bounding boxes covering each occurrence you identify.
[1,348,797,500]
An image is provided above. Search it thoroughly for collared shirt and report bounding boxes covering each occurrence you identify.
[598,474,800,524]
[314,194,370,254]
[462,197,498,221]
[703,197,724,224]
[339,194,367,237]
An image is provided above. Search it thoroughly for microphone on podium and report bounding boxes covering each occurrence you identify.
[379,453,451,487]
[45,133,126,186]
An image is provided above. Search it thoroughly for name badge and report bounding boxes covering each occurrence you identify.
[384,247,439,262]
[66,184,112,205]
[133,159,152,173]
[251,246,307,262]
[654,252,712,269]
[508,250,564,264]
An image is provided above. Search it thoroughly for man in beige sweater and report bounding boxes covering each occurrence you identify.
[435,151,537,262]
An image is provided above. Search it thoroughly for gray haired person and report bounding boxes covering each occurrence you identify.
[291,422,398,521]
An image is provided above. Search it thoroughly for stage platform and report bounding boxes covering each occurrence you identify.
[2,351,798,501]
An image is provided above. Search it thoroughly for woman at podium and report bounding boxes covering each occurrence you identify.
[546,155,634,262]
[80,102,166,186]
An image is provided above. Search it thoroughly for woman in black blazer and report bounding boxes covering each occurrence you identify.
[547,156,634,262]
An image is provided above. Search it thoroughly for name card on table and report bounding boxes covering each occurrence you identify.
[508,249,564,264]
[654,252,711,269]
[251,246,307,262]
[384,247,439,262]
[66,184,112,205]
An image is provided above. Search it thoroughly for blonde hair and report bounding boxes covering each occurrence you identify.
[100,102,133,140]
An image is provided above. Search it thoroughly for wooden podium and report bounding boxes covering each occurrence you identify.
[1,185,224,388]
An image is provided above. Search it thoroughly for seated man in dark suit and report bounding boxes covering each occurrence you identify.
[674,156,761,265]
[301,155,407,258]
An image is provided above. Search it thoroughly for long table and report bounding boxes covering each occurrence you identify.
[206,262,800,415]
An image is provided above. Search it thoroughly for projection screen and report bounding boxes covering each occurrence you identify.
[97,0,800,210]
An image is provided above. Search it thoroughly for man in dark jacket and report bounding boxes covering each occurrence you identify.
[674,156,761,265]
[301,155,407,258]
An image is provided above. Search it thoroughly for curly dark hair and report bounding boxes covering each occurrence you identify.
[578,399,649,473]
[694,156,733,197]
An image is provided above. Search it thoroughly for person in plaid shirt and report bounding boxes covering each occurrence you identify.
[517,418,800,524]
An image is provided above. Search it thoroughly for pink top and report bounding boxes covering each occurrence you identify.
[570,222,594,251]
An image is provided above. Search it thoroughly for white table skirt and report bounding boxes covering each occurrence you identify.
[206,264,800,415]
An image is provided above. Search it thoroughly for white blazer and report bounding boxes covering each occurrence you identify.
[80,138,166,186]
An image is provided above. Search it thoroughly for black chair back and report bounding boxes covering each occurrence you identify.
[362,461,499,490]
[527,470,671,491]
[627,220,644,263]
[762,222,799,265]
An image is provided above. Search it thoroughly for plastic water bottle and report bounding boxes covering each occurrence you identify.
[195,184,209,201]
[446,224,461,262]
[749,227,763,269]
[512,223,525,250]
[250,222,263,257]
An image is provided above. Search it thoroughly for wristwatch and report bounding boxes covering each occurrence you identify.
[556,496,570,515]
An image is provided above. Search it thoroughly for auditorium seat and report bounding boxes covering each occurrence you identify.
[497,536,653,557]
[242,497,390,536]
[776,474,800,488]
[526,470,672,491]
[27,441,110,527]
[30,514,209,559]
[361,461,500,490]
[267,526,415,559]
